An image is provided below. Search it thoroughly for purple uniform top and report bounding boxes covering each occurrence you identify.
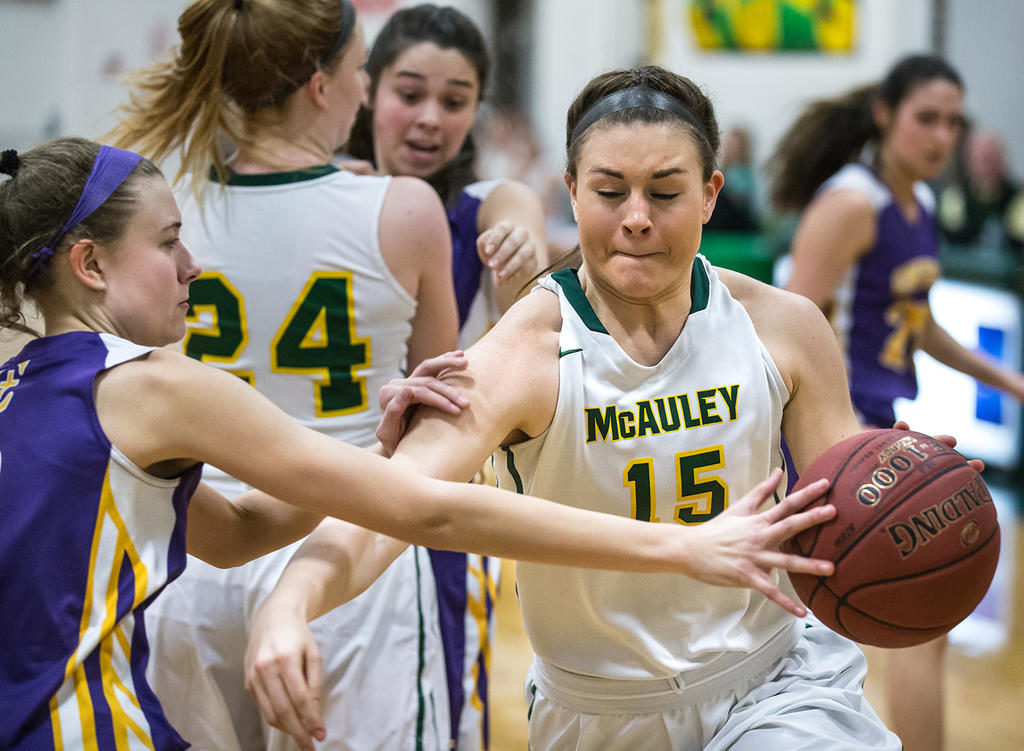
[822,162,942,427]
[0,332,202,750]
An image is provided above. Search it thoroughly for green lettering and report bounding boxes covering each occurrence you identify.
[697,388,722,425]
[635,400,660,437]
[654,396,681,432]
[678,394,701,428]
[717,384,739,421]
[585,406,619,442]
[618,409,636,439]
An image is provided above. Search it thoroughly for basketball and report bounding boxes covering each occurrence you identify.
[783,428,1000,648]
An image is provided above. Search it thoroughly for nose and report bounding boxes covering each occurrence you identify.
[179,243,202,284]
[414,99,442,130]
[622,193,652,236]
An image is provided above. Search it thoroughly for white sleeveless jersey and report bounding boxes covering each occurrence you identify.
[148,168,448,751]
[496,256,794,679]
[177,167,415,459]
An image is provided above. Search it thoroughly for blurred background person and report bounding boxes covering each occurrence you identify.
[938,127,1024,253]
[769,53,1024,751]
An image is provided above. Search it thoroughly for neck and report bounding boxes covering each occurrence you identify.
[230,132,334,174]
[577,264,693,366]
[875,146,918,207]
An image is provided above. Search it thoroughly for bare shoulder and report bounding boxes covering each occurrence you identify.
[718,267,836,388]
[798,188,877,245]
[485,283,561,345]
[482,178,542,208]
[718,268,823,332]
[379,176,448,252]
[381,174,445,215]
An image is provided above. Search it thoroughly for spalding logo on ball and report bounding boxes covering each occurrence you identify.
[783,428,1000,648]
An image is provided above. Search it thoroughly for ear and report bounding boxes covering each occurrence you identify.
[68,239,107,291]
[564,172,579,222]
[308,69,331,111]
[872,98,892,134]
[702,170,725,224]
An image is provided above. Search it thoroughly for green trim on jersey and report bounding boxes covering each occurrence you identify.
[501,446,525,494]
[691,258,711,312]
[413,547,426,751]
[208,164,340,186]
[551,261,712,332]
[559,347,583,358]
[550,269,608,334]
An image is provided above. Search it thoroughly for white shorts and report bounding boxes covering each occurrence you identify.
[524,619,901,751]
[146,544,449,751]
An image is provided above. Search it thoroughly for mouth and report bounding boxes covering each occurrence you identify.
[404,140,441,159]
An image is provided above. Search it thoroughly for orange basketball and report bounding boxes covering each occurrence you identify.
[783,429,1000,648]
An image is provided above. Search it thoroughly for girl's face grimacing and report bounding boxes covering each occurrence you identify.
[567,121,722,304]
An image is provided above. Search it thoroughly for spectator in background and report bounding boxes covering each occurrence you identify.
[705,125,760,231]
[938,128,1024,252]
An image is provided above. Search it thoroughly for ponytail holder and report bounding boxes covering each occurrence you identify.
[0,149,19,177]
[234,0,244,10]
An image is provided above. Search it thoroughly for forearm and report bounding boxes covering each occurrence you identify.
[264,518,409,622]
[920,317,1022,394]
[410,472,685,573]
[187,485,324,568]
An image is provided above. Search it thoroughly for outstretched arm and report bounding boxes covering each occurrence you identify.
[919,312,1024,402]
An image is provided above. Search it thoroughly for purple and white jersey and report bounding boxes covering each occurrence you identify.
[449,179,504,349]
[821,163,941,423]
[0,332,201,750]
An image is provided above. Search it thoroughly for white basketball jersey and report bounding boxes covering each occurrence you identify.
[496,257,794,679]
[177,167,415,460]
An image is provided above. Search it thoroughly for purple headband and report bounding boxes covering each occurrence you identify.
[27,145,143,281]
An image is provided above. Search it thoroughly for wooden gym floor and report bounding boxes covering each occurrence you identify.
[489,488,1024,750]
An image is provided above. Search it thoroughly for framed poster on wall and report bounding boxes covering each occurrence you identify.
[688,0,857,52]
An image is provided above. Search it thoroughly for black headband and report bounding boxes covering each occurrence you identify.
[570,86,703,144]
[325,0,357,68]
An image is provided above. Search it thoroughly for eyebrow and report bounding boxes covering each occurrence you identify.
[394,70,475,89]
[589,167,689,179]
[162,221,182,232]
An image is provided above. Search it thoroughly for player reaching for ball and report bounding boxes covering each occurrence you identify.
[0,136,837,751]
[244,66,906,750]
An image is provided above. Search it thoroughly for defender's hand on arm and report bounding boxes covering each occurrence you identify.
[377,350,470,455]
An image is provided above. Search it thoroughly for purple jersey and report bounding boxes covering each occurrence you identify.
[822,163,941,426]
[0,332,201,750]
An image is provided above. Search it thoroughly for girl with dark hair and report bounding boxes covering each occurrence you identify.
[245,64,906,750]
[770,53,1024,751]
[335,6,550,748]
